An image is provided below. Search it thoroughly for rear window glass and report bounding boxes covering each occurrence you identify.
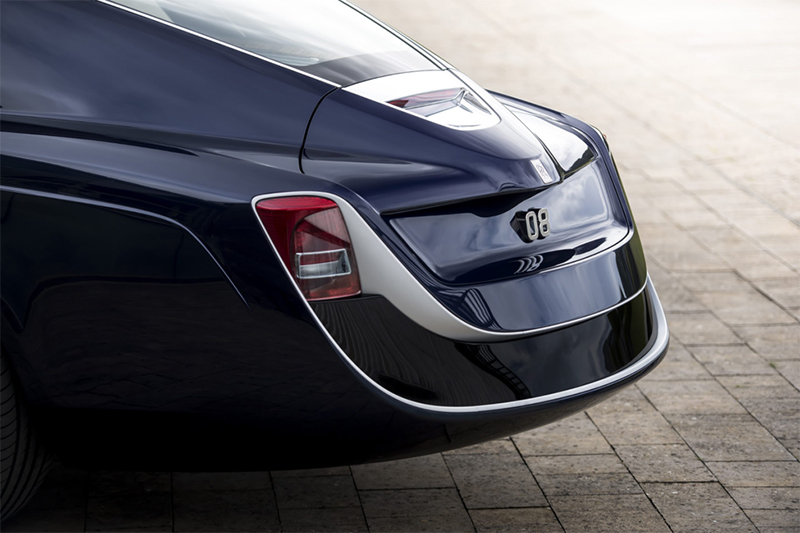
[108,0,440,85]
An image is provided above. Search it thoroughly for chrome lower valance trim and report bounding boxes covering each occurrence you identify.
[322,276,668,414]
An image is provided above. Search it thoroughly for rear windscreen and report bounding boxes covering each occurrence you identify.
[107,0,440,85]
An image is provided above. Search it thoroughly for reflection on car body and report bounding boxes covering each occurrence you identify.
[0,0,668,518]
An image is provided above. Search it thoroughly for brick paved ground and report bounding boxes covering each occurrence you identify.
[6,0,799,531]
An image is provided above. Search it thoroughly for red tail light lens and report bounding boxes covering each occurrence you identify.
[255,196,361,301]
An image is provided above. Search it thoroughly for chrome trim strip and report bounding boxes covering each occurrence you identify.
[252,192,643,342]
[346,71,470,100]
[251,191,668,413]
[0,186,250,307]
[344,71,501,131]
[95,0,340,88]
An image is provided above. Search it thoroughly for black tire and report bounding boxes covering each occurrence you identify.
[1,353,52,520]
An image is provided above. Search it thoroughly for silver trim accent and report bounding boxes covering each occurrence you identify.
[295,249,352,279]
[95,0,340,88]
[252,192,644,342]
[252,190,668,413]
[344,71,500,130]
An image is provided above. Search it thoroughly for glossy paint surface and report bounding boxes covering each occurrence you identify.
[303,89,647,331]
[0,0,664,469]
[496,93,595,176]
[313,290,652,407]
[1,0,332,172]
[303,88,559,214]
[389,161,629,284]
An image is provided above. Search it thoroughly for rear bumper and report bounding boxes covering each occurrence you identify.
[296,276,669,462]
[39,279,666,470]
[314,275,668,413]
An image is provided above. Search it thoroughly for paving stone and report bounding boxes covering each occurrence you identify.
[719,375,800,401]
[549,494,670,533]
[648,267,708,312]
[86,492,173,531]
[735,325,800,361]
[642,482,757,532]
[719,251,797,280]
[470,508,563,532]
[728,487,800,510]
[352,454,453,490]
[638,380,745,414]
[707,462,800,487]
[23,463,88,511]
[367,514,475,533]
[588,385,652,412]
[740,399,800,454]
[273,475,360,509]
[588,409,683,445]
[173,490,279,532]
[668,206,733,229]
[732,214,800,239]
[676,271,754,293]
[445,452,546,508]
[526,455,641,498]
[513,413,613,456]
[641,342,713,381]
[754,277,800,309]
[271,466,351,477]
[173,472,272,492]
[658,283,708,312]
[695,291,797,325]
[744,509,800,531]
[444,438,517,455]
[688,228,761,254]
[691,345,777,375]
[668,414,794,461]
[86,526,174,533]
[638,225,725,272]
[776,360,800,389]
[360,488,473,532]
[632,200,671,224]
[1,506,87,533]
[280,507,368,532]
[616,444,715,482]
[525,454,626,476]
[667,313,741,345]
[89,471,171,496]
[536,472,641,497]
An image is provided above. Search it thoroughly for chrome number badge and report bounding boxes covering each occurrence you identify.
[531,159,554,184]
[512,208,551,242]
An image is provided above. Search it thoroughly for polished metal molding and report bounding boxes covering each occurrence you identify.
[344,70,501,130]
[251,191,669,413]
[251,191,644,342]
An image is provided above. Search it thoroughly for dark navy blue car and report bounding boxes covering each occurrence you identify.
[0,0,668,517]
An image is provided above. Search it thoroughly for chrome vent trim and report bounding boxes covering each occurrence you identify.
[344,70,501,130]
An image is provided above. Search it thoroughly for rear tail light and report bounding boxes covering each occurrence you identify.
[255,196,361,301]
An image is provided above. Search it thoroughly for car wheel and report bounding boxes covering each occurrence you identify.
[1,352,52,520]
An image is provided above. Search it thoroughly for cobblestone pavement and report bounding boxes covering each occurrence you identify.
[6,0,800,531]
